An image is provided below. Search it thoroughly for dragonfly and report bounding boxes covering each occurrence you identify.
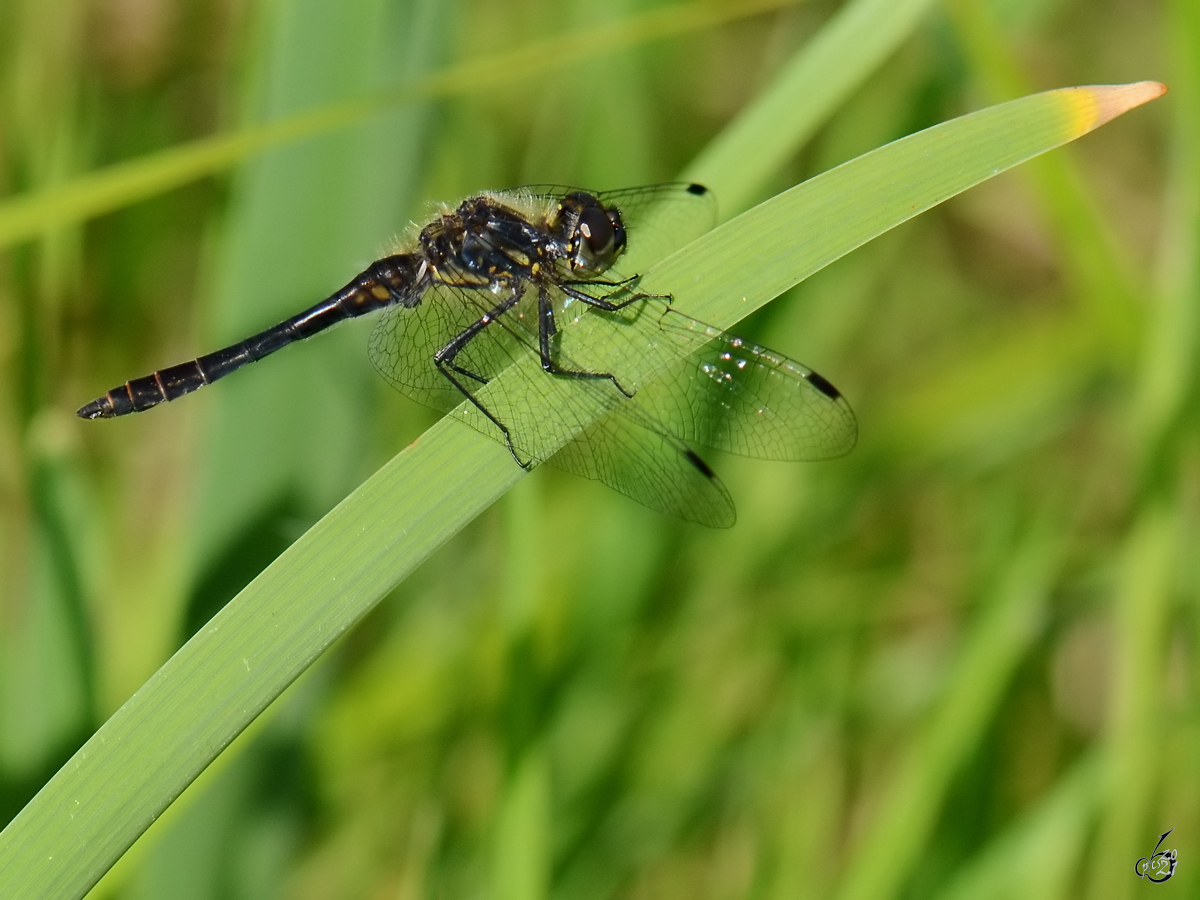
[78,183,856,527]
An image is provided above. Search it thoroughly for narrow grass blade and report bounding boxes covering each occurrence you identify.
[685,0,938,214]
[1087,502,1178,897]
[944,0,1145,354]
[647,83,1167,331]
[0,83,1164,898]
[186,0,450,580]
[834,520,1061,900]
[0,0,803,251]
[933,752,1105,900]
[1135,0,1200,448]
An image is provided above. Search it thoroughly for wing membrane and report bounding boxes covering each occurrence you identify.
[549,404,736,528]
[597,183,718,275]
[637,311,858,460]
[545,308,854,526]
[368,282,541,412]
[371,279,634,466]
[524,297,858,461]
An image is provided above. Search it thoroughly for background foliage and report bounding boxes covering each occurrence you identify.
[0,1,1191,898]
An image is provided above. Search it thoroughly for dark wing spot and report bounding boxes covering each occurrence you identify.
[686,183,708,195]
[683,447,718,480]
[806,371,842,400]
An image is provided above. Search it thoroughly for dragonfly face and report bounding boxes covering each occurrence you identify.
[78,183,857,527]
[551,191,628,275]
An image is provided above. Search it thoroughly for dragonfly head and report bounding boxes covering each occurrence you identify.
[554,192,627,275]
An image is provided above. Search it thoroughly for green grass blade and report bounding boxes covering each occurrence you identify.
[834,520,1062,900]
[0,0,803,252]
[186,0,450,582]
[684,0,938,215]
[944,0,1145,358]
[0,83,1163,898]
[933,752,1105,900]
[1087,501,1179,896]
[647,84,1164,328]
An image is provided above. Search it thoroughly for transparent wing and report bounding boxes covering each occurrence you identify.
[546,307,855,527]
[370,278,636,467]
[367,182,848,525]
[367,276,736,525]
[369,283,852,523]
[368,281,541,413]
[527,297,857,461]
[597,183,718,275]
[549,403,736,528]
[636,311,859,461]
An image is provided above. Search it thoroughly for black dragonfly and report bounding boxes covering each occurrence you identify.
[78,183,856,526]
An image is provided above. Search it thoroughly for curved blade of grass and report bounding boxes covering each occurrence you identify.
[945,0,1144,357]
[0,83,1163,898]
[647,83,1166,327]
[684,0,938,215]
[0,0,802,251]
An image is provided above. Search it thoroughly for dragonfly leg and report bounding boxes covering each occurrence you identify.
[433,290,531,468]
[562,280,667,312]
[537,286,634,398]
[563,272,672,307]
[563,274,640,290]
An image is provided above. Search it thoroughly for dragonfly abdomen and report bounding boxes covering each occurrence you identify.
[76,254,422,419]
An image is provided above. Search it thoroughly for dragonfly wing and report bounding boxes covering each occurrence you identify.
[634,311,858,461]
[368,281,541,413]
[596,183,717,275]
[549,402,736,528]
[371,277,635,466]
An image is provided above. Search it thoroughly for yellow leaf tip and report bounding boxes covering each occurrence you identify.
[1076,81,1168,132]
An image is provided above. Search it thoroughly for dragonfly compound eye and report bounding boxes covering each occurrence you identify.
[577,207,614,261]
[558,193,626,274]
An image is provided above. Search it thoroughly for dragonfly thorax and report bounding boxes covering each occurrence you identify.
[420,197,561,286]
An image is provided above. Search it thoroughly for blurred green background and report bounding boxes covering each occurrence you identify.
[0,0,1192,897]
